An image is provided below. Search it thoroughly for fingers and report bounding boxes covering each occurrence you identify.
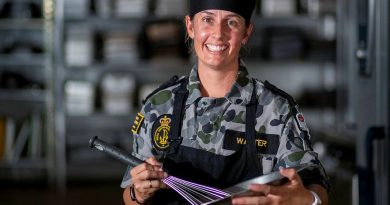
[249,184,271,196]
[130,157,167,202]
[130,163,151,176]
[232,195,271,205]
[152,179,167,189]
[131,160,162,175]
[135,166,167,181]
[134,179,163,192]
[130,157,167,190]
[279,167,302,186]
[249,183,281,196]
[232,168,307,205]
[130,157,167,181]
[132,179,164,202]
[146,157,162,167]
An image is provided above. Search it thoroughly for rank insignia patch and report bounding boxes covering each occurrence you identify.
[152,114,172,151]
[131,112,145,134]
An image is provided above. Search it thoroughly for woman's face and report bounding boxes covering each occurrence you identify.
[186,10,253,70]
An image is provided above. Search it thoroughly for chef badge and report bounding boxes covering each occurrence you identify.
[152,114,172,151]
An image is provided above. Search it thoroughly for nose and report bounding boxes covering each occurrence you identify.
[211,22,225,40]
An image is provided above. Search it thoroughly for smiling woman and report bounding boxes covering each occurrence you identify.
[121,0,330,205]
[185,10,253,98]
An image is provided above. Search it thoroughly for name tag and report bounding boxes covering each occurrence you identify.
[223,130,280,155]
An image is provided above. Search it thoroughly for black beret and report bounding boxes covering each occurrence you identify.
[189,0,256,23]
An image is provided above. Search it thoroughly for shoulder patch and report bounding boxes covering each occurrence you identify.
[131,112,145,134]
[263,80,310,133]
[142,75,188,104]
[295,112,308,132]
[152,114,172,151]
[150,90,172,105]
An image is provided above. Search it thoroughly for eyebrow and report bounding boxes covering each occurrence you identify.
[199,11,241,19]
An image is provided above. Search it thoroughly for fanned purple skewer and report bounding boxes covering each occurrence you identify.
[162,176,231,205]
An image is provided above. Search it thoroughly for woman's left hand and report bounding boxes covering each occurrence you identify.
[231,168,314,205]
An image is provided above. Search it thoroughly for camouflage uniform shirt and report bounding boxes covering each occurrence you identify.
[121,63,329,191]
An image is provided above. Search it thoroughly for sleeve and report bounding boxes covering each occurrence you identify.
[275,109,331,193]
[120,105,160,188]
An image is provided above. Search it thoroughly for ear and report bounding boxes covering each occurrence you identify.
[242,23,254,45]
[185,15,195,39]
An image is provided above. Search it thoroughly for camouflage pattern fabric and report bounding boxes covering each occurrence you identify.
[121,63,329,192]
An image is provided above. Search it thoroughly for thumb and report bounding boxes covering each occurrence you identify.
[280,167,302,186]
[145,157,160,165]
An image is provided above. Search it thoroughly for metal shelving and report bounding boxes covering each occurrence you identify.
[0,54,45,66]
[52,0,188,189]
[64,60,190,82]
[66,113,132,132]
[254,15,323,28]
[0,0,53,182]
[0,88,45,101]
[0,18,43,30]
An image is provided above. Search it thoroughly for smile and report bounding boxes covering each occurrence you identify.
[206,44,228,52]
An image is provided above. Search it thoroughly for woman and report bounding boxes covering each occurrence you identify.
[122,0,329,204]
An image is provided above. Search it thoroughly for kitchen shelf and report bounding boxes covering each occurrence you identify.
[66,112,133,132]
[0,89,45,118]
[66,160,127,179]
[0,0,52,184]
[64,60,191,83]
[0,19,43,30]
[65,16,184,32]
[254,15,323,29]
[0,158,47,169]
[0,88,45,102]
[0,54,45,66]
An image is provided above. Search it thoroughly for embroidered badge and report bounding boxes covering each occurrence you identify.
[131,112,144,134]
[297,113,305,122]
[152,115,172,151]
[295,112,308,131]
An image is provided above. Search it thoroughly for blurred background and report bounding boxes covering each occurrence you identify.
[0,0,388,204]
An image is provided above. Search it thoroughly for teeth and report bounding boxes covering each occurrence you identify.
[206,44,227,52]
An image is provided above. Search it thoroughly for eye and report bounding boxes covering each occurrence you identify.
[201,16,213,23]
[227,19,239,27]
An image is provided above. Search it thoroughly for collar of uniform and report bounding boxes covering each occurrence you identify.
[186,64,254,106]
[226,65,253,105]
[186,64,203,106]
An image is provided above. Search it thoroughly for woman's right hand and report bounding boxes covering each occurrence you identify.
[130,157,168,203]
